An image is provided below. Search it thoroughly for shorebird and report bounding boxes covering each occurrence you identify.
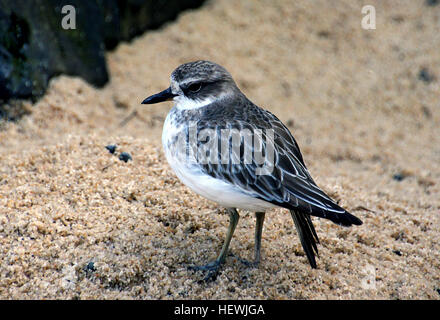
[142,60,362,279]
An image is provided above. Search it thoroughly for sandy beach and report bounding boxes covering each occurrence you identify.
[0,0,439,299]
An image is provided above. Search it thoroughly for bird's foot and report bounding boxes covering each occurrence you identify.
[188,260,222,281]
[229,253,259,268]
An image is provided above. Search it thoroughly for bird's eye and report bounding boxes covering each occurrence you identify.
[187,82,202,93]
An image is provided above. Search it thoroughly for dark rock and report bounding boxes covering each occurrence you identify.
[392,250,402,256]
[0,0,206,118]
[0,0,109,104]
[119,151,132,162]
[418,67,435,83]
[105,144,117,154]
[84,261,96,272]
[426,0,439,6]
[421,105,432,119]
[391,15,404,23]
[317,30,331,38]
[114,0,206,46]
[393,173,405,182]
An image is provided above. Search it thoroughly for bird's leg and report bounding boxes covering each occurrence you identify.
[235,211,265,267]
[188,208,239,280]
[214,208,239,265]
[253,211,265,265]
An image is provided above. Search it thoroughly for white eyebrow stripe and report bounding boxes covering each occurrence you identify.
[179,78,203,87]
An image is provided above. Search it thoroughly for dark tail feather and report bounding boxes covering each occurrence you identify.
[315,207,363,227]
[293,198,363,227]
[290,210,320,268]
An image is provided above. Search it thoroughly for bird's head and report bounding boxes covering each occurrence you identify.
[142,60,239,110]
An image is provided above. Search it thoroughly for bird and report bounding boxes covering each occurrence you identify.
[141,60,362,279]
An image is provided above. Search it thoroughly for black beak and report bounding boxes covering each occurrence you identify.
[141,87,176,104]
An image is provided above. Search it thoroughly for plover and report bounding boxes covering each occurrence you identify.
[142,60,362,278]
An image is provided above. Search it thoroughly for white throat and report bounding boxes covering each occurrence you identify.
[173,95,215,111]
[173,91,233,111]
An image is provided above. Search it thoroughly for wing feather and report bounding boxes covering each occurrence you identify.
[193,100,362,226]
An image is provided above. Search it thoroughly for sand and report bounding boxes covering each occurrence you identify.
[0,0,439,299]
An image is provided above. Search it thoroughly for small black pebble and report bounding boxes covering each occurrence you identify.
[393,173,405,182]
[436,288,440,295]
[418,68,434,83]
[421,105,432,119]
[105,144,117,154]
[119,152,132,162]
[426,0,439,6]
[85,261,96,272]
[392,250,402,256]
[317,30,331,38]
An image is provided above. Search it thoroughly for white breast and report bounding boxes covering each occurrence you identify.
[161,108,276,212]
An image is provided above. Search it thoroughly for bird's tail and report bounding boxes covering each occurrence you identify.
[290,210,320,268]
